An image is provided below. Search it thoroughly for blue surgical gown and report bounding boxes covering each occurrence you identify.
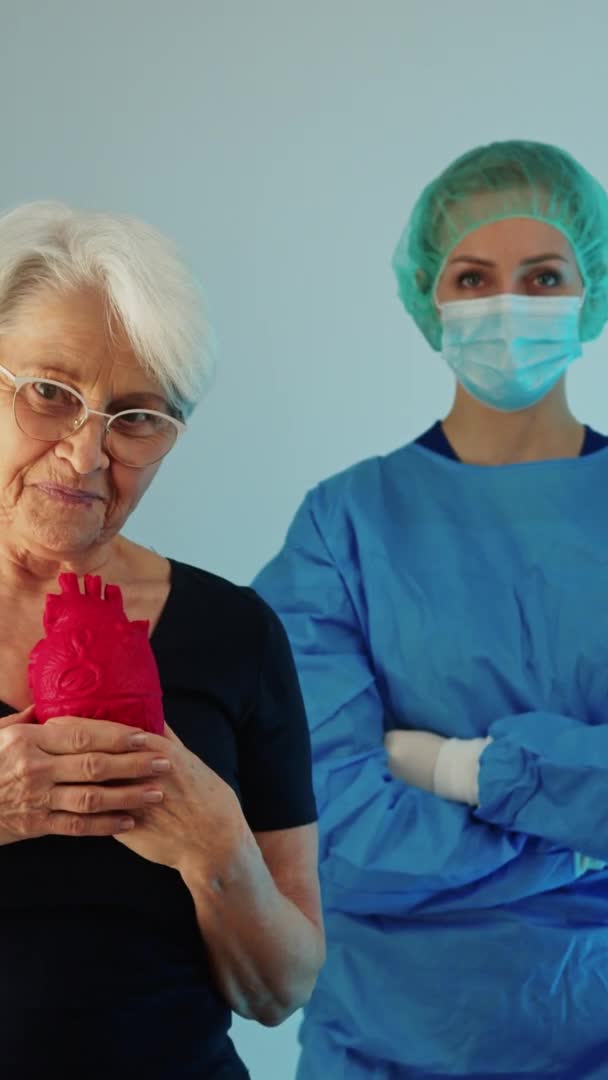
[253,440,608,1078]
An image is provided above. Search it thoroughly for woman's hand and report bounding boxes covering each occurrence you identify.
[0,709,172,844]
[384,728,491,805]
[384,728,447,790]
[113,722,246,875]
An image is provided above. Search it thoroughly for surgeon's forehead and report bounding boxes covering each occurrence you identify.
[433,187,558,252]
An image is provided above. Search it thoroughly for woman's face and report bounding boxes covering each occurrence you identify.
[0,285,171,560]
[434,217,584,305]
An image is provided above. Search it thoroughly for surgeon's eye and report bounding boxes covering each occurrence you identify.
[533,269,562,288]
[456,270,484,289]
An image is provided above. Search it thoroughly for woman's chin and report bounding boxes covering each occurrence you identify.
[16,512,108,560]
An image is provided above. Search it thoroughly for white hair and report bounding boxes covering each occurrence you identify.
[0,201,213,418]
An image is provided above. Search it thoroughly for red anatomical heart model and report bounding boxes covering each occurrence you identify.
[28,573,164,734]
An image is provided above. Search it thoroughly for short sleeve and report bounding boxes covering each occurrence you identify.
[237,599,318,831]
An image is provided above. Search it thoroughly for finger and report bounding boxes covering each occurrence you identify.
[84,574,102,599]
[48,783,164,815]
[46,811,136,838]
[110,727,176,753]
[0,705,37,730]
[39,717,147,754]
[50,749,172,784]
[160,721,180,744]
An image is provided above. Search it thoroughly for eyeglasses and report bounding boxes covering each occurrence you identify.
[0,364,185,468]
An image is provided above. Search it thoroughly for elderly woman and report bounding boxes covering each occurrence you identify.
[0,201,324,1079]
[254,141,608,1078]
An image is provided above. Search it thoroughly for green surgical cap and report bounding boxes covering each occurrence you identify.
[392,140,608,350]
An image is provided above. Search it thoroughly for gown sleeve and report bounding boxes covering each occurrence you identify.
[475,713,608,862]
[253,490,581,916]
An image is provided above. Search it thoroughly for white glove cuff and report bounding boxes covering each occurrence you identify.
[433,736,493,806]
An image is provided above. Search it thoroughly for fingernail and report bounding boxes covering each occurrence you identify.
[119,817,135,830]
[144,790,164,803]
[151,758,171,773]
[128,733,147,748]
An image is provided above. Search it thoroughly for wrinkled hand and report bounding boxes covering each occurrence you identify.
[0,710,171,844]
[113,721,245,875]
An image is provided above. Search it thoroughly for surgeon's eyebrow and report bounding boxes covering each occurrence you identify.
[448,253,569,267]
[519,253,569,266]
[447,256,495,266]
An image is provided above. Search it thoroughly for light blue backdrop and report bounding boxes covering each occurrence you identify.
[2,1,608,1074]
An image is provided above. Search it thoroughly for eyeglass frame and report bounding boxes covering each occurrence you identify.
[0,363,186,467]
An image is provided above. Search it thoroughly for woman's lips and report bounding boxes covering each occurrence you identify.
[35,483,105,505]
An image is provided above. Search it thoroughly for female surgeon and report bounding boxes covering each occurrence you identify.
[253,140,608,1078]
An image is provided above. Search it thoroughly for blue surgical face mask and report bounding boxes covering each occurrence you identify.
[439,293,584,412]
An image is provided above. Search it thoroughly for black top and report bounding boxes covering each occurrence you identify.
[416,420,608,460]
[0,559,317,1080]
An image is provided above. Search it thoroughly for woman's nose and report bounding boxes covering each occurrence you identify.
[53,413,111,474]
